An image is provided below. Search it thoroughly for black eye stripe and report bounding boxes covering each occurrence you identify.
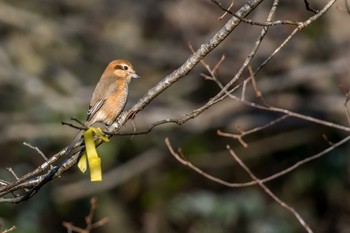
[114,64,129,70]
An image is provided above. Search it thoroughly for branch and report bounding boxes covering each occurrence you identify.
[111,0,265,132]
[1,226,16,233]
[62,197,108,233]
[217,115,289,148]
[165,134,350,188]
[226,146,313,233]
[303,0,319,13]
[211,0,305,26]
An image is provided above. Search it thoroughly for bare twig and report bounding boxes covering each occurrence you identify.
[61,121,86,131]
[211,0,302,26]
[211,71,350,132]
[6,168,19,181]
[248,66,262,98]
[166,136,343,232]
[241,79,248,100]
[1,226,16,233]
[218,0,235,20]
[116,118,193,136]
[23,142,50,163]
[62,197,108,233]
[217,115,289,147]
[165,134,350,187]
[340,84,350,125]
[226,145,313,233]
[166,137,241,187]
[254,0,335,76]
[237,97,350,132]
[303,0,319,13]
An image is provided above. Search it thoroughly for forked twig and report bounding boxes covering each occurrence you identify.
[62,197,108,233]
[166,137,315,232]
[226,145,313,233]
[165,134,350,187]
[217,115,289,147]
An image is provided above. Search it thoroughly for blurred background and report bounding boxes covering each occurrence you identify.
[0,0,350,232]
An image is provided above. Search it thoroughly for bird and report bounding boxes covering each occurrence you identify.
[66,59,140,152]
[23,60,141,195]
[85,59,140,127]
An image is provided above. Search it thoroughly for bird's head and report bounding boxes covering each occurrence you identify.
[107,59,141,81]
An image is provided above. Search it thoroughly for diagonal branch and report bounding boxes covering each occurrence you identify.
[113,0,265,131]
[165,134,350,188]
[226,145,313,233]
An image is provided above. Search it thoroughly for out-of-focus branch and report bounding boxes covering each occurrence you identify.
[62,197,108,233]
[166,130,350,187]
[226,146,313,233]
[217,115,289,148]
[303,0,319,13]
[1,226,16,233]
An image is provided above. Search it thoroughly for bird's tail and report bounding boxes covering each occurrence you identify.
[65,131,84,154]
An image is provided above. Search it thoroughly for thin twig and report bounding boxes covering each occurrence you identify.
[211,0,302,26]
[165,137,241,187]
[211,71,350,132]
[254,0,335,75]
[62,222,85,233]
[226,145,313,233]
[241,79,248,101]
[248,66,261,97]
[303,0,319,13]
[62,197,108,233]
[23,142,50,163]
[1,226,16,233]
[217,114,289,147]
[61,121,86,131]
[341,85,350,125]
[165,134,350,188]
[6,168,19,181]
[218,0,235,20]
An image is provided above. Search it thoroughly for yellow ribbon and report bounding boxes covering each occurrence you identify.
[78,127,109,181]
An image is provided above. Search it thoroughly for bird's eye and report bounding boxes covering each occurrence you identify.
[123,65,129,71]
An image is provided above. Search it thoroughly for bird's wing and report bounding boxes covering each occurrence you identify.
[90,75,117,103]
[86,76,117,122]
[86,99,105,122]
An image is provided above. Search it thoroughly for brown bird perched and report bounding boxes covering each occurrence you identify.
[67,59,140,152]
[85,59,140,127]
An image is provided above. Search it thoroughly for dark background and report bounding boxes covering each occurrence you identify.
[0,0,349,232]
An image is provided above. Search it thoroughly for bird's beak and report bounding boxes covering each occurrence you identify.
[131,72,141,79]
